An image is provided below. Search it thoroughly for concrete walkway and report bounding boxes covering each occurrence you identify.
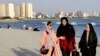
[0,29,100,56]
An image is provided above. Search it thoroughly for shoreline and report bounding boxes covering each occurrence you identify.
[0,18,100,22]
[0,19,19,22]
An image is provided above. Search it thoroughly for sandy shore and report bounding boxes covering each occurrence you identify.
[0,19,19,22]
[0,28,100,56]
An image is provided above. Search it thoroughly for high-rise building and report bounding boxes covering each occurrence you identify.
[83,13,89,18]
[0,3,34,19]
[75,11,84,17]
[20,3,26,18]
[55,11,66,18]
[68,11,76,17]
[15,5,21,18]
[0,4,6,18]
[93,11,99,17]
[59,11,66,18]
[6,3,15,18]
[20,3,33,18]
[25,3,33,18]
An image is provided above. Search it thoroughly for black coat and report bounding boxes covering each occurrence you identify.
[79,30,97,56]
[57,24,75,42]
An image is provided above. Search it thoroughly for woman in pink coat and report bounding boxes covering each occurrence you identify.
[40,21,61,56]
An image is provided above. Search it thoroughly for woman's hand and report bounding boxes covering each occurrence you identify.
[59,36,65,39]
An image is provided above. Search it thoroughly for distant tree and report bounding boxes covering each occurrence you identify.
[1,16,11,19]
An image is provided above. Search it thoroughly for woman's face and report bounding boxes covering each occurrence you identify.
[46,23,52,31]
[62,19,67,26]
[85,24,90,32]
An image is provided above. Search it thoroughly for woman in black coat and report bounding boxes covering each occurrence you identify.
[56,17,76,56]
[79,23,98,56]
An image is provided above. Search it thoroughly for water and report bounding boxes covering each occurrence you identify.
[0,18,100,38]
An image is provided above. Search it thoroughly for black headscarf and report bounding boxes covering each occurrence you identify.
[56,17,75,42]
[88,23,97,44]
[79,23,98,48]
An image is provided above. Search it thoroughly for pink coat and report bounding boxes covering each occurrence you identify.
[40,31,61,56]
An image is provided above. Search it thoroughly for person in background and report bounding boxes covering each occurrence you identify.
[33,27,40,31]
[22,25,28,30]
[7,24,11,29]
[28,26,33,30]
[40,21,60,56]
[56,17,76,56]
[79,23,98,56]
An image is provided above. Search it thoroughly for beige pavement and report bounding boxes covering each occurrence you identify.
[0,28,100,56]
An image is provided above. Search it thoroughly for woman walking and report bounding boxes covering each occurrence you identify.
[79,23,98,56]
[40,21,60,56]
[56,17,76,56]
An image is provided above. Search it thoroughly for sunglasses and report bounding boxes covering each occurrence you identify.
[49,24,52,26]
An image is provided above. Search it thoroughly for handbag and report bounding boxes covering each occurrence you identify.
[40,31,54,55]
[72,50,80,56]
[72,46,80,56]
[40,45,49,54]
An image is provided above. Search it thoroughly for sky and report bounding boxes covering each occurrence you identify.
[0,0,100,15]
